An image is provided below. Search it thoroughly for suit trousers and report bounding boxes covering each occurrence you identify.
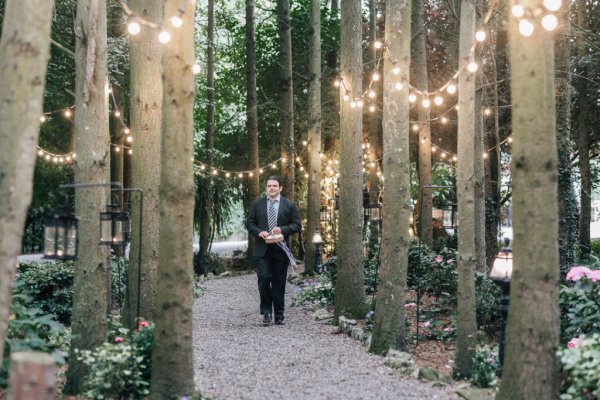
[255,245,289,317]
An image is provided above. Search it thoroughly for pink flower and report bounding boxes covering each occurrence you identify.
[420,321,431,328]
[566,266,592,282]
[404,302,417,309]
[139,321,149,328]
[443,326,453,332]
[567,338,584,349]
[434,255,443,263]
[115,337,124,343]
[447,259,454,264]
[588,270,600,282]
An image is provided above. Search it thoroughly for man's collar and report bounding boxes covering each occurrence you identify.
[268,195,281,203]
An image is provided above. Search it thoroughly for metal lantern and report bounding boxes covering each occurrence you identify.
[312,230,323,272]
[442,204,458,230]
[100,204,130,246]
[43,212,78,260]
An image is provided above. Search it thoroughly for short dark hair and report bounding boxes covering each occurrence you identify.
[266,176,282,186]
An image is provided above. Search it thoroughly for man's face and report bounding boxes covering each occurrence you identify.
[266,180,282,198]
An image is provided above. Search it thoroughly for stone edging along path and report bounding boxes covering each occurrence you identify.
[192,272,462,399]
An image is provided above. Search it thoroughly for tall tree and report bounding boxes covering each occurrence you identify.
[277,0,295,200]
[369,0,411,354]
[497,0,560,397]
[555,3,577,274]
[199,0,215,258]
[149,0,197,397]
[367,0,382,189]
[0,0,54,367]
[454,0,477,379]
[334,0,365,319]
[304,0,322,275]
[65,0,111,393]
[576,0,591,261]
[474,84,486,273]
[246,0,260,260]
[125,0,163,327]
[413,0,433,246]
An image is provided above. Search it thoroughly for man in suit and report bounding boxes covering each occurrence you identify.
[246,176,301,325]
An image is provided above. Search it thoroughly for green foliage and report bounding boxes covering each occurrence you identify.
[78,321,154,400]
[1,294,69,387]
[291,275,335,308]
[363,257,379,295]
[111,254,129,310]
[474,272,502,336]
[193,251,229,276]
[560,269,600,341]
[558,334,600,400]
[471,344,499,388]
[13,261,74,325]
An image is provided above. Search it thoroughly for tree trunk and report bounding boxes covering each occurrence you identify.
[277,0,295,201]
[0,0,54,367]
[200,0,215,259]
[149,0,196,397]
[109,85,124,189]
[367,0,382,190]
[497,0,560,397]
[65,0,111,393]
[474,84,486,273]
[454,0,477,379]
[413,0,432,247]
[555,5,577,274]
[246,0,260,261]
[305,0,322,276]
[125,0,163,327]
[576,1,591,261]
[334,0,365,319]
[369,0,411,355]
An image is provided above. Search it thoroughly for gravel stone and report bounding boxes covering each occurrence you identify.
[193,273,458,400]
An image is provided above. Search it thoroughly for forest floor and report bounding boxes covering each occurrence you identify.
[192,272,459,399]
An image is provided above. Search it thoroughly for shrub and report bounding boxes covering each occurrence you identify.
[78,320,154,399]
[558,334,600,400]
[291,275,335,307]
[1,294,69,387]
[407,243,458,302]
[560,266,600,341]
[475,272,502,336]
[471,344,499,388]
[193,251,229,276]
[13,261,74,325]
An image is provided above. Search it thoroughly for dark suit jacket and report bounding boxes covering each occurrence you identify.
[246,196,302,257]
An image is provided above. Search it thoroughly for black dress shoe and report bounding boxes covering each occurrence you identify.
[275,316,285,325]
[263,314,272,324]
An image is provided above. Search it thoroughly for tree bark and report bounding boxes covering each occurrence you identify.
[246,0,260,261]
[367,0,382,190]
[149,0,197,397]
[0,0,54,367]
[65,0,111,393]
[413,0,432,247]
[305,0,322,276]
[125,0,163,327]
[277,0,295,200]
[369,0,411,355]
[555,4,577,274]
[454,0,477,379]
[334,0,366,319]
[474,84,486,273]
[497,0,560,397]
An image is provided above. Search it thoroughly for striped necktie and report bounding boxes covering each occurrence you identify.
[268,200,277,232]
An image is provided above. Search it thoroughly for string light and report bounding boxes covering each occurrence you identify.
[475,30,487,42]
[484,108,492,116]
[63,109,72,118]
[512,4,525,17]
[408,94,417,103]
[519,19,534,36]
[368,90,376,98]
[372,71,380,81]
[158,31,171,43]
[434,96,443,106]
[541,14,558,31]
[170,15,183,28]
[543,0,561,12]
[447,84,457,94]
[192,64,201,74]
[467,61,478,73]
[374,41,383,49]
[127,17,141,35]
[395,82,403,91]
[369,105,376,112]
[422,98,431,108]
[334,79,340,87]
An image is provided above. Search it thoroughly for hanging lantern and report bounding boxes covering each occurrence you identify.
[100,204,130,246]
[43,211,78,260]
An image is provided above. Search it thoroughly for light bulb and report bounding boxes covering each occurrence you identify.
[334,79,340,87]
[422,98,431,108]
[127,136,133,143]
[441,117,448,124]
[127,19,141,35]
[467,62,478,73]
[431,147,436,153]
[447,84,457,94]
[128,149,133,155]
[171,15,183,28]
[369,105,376,112]
[412,124,419,132]
[124,128,130,134]
[368,90,376,98]
[238,173,243,178]
[395,82,403,91]
[452,156,457,162]
[350,101,356,108]
[357,100,363,107]
[519,19,534,36]
[374,41,383,49]
[37,150,44,156]
[373,71,380,81]
[441,152,446,158]
[343,94,350,101]
[541,14,558,31]
[40,115,47,123]
[512,4,525,17]
[484,108,492,116]
[475,30,487,42]
[543,0,561,11]
[392,66,400,75]
[114,110,121,117]
[159,31,171,43]
[508,137,513,143]
[434,96,443,106]
[64,109,72,118]
[455,105,460,110]
[225,172,231,178]
[192,64,201,74]
[302,140,308,146]
[408,94,417,103]
[483,152,488,159]
[115,146,121,152]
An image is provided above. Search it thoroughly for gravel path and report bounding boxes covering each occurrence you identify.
[192,273,458,400]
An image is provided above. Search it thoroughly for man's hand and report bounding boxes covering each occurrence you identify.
[259,231,269,239]
[272,227,282,235]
